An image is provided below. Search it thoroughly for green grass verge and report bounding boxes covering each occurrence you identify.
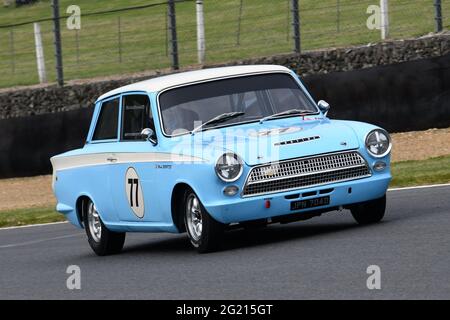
[0,206,65,228]
[0,155,449,228]
[0,0,449,88]
[390,155,450,188]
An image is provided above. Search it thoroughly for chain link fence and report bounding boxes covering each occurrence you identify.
[0,0,448,88]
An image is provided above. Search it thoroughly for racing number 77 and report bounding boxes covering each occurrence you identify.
[128,178,139,208]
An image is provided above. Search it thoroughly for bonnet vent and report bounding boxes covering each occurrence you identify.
[275,136,320,146]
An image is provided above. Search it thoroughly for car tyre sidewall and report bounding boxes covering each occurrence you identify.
[183,189,224,253]
[82,199,126,256]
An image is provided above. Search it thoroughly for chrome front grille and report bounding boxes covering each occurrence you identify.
[242,151,371,197]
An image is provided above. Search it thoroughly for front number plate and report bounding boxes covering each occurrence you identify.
[290,196,330,211]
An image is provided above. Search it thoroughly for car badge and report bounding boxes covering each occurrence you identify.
[264,168,277,177]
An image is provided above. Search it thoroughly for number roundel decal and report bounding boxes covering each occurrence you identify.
[125,167,145,218]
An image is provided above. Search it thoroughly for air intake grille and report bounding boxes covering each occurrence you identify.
[243,151,371,197]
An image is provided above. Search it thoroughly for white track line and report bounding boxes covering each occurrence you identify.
[0,221,68,231]
[1,183,449,231]
[388,183,450,191]
[0,233,82,249]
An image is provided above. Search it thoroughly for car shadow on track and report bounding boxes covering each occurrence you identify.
[221,222,359,251]
[121,217,380,255]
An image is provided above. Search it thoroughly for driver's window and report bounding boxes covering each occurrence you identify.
[121,94,155,141]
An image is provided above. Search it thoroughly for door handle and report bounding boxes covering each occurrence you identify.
[106,157,118,163]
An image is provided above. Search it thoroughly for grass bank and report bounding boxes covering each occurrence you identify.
[390,155,450,188]
[0,207,65,228]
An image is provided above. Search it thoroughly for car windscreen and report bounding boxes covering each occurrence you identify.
[158,73,318,136]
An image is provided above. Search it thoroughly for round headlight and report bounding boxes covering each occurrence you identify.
[215,153,243,182]
[365,129,392,158]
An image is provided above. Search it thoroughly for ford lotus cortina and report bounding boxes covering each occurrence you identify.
[51,65,392,255]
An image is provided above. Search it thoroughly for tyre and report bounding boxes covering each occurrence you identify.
[351,195,386,225]
[82,199,126,256]
[183,189,224,253]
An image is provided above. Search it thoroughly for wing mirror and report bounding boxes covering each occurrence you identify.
[318,100,330,116]
[141,128,158,146]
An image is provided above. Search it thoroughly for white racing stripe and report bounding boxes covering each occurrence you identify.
[51,152,205,172]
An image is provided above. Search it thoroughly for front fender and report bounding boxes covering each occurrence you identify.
[158,161,248,224]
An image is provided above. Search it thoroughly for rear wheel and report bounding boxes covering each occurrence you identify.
[351,195,386,225]
[82,199,126,256]
[184,189,224,253]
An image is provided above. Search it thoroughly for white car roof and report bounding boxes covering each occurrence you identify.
[96,65,291,101]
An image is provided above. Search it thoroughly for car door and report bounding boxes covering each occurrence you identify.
[108,93,160,222]
[87,96,122,223]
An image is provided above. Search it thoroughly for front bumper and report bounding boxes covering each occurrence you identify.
[204,172,391,224]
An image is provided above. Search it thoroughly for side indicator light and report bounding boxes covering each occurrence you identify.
[223,185,239,196]
[373,161,387,172]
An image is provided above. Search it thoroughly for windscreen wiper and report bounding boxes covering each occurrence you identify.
[259,108,317,124]
[191,111,245,135]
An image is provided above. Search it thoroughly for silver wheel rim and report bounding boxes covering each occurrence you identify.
[87,202,102,242]
[186,194,202,242]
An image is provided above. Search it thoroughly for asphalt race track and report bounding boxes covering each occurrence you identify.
[1,185,449,300]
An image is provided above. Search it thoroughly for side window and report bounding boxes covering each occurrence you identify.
[92,98,120,141]
[122,94,155,141]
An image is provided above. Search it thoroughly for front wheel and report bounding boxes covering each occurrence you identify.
[82,199,126,256]
[351,195,386,225]
[184,189,224,253]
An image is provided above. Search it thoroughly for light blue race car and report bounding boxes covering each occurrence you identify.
[51,65,392,255]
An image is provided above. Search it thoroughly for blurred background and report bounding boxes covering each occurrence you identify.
[0,0,449,88]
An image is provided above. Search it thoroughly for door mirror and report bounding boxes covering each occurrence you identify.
[141,128,157,146]
[318,100,330,116]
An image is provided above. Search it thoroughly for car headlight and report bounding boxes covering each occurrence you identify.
[215,153,243,182]
[365,129,392,158]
